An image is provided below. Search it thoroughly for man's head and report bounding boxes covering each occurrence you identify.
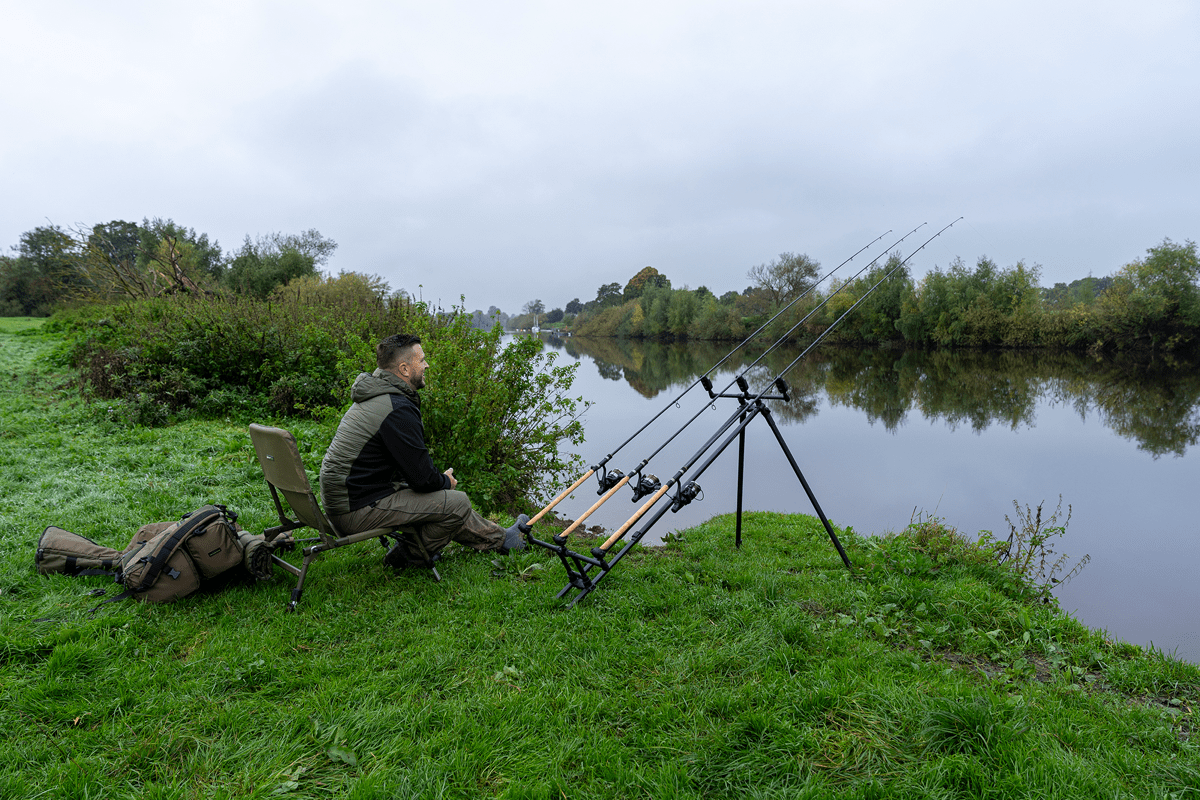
[377,334,428,390]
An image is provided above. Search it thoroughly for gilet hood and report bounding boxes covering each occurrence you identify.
[350,368,420,406]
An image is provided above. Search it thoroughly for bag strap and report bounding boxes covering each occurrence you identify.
[64,555,119,578]
[88,589,134,614]
[125,506,224,594]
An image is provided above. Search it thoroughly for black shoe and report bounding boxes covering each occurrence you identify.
[501,514,531,553]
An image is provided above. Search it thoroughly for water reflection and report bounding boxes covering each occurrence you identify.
[556,336,1200,458]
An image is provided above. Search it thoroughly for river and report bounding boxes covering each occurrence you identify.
[522,334,1200,664]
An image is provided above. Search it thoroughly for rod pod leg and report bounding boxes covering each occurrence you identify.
[761,406,854,571]
[736,413,746,548]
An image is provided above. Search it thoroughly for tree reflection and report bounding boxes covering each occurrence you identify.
[1045,354,1200,457]
[564,336,1200,457]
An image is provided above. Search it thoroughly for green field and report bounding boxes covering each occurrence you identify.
[1,320,1197,799]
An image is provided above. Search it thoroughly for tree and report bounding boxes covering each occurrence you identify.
[225,229,337,299]
[138,218,225,281]
[487,305,510,328]
[748,252,820,308]
[667,289,700,337]
[545,307,564,324]
[734,287,772,319]
[595,282,622,307]
[1123,238,1200,324]
[89,220,140,268]
[523,299,546,316]
[77,220,168,299]
[845,254,913,343]
[0,225,79,315]
[1091,238,1200,347]
[73,219,231,299]
[565,297,583,315]
[623,266,671,300]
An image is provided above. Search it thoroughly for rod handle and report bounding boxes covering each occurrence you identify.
[600,482,672,551]
[559,475,631,539]
[529,469,595,526]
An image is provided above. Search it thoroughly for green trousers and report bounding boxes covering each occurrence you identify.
[329,488,505,557]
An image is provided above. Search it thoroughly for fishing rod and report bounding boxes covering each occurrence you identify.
[764,217,963,385]
[680,217,963,454]
[726,223,928,380]
[594,231,891,461]
[615,223,930,478]
[618,217,968,553]
[552,223,929,535]
[526,218,965,605]
[526,229,892,528]
[597,218,964,550]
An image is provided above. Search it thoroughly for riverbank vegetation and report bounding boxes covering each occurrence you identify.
[1,219,588,512]
[52,282,584,514]
[563,239,1200,353]
[2,322,1198,798]
[556,336,1200,457]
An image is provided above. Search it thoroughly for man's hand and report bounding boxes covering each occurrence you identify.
[444,468,458,490]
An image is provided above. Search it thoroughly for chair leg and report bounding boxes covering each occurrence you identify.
[400,530,441,582]
[286,550,318,612]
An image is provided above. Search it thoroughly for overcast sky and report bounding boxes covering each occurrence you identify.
[3,1,1197,313]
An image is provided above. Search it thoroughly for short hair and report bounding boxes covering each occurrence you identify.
[376,334,422,370]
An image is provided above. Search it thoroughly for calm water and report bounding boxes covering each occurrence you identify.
[523,334,1200,664]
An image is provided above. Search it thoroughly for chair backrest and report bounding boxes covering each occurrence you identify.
[248,423,340,542]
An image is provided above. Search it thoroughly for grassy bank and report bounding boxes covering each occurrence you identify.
[2,319,1198,799]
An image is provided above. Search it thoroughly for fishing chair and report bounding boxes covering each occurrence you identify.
[248,423,440,612]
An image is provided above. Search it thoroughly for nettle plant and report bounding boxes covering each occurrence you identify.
[996,496,1089,598]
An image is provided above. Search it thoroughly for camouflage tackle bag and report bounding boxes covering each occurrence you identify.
[36,504,273,608]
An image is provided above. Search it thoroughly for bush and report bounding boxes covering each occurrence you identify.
[56,275,589,512]
[419,319,587,511]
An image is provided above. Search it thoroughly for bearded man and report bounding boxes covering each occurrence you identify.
[319,333,527,566]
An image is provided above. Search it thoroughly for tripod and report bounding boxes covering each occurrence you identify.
[523,377,853,606]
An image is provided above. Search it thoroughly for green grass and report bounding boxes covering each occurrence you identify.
[0,316,47,334]
[2,318,1199,799]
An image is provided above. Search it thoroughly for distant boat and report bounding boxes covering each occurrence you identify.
[532,325,541,333]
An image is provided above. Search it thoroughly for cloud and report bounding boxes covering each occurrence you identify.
[1,1,1197,311]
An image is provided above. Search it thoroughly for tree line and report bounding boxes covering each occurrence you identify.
[530,240,1200,353]
[0,218,345,315]
[2,219,586,513]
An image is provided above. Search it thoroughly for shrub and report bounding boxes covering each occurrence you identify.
[56,277,589,512]
[413,316,588,512]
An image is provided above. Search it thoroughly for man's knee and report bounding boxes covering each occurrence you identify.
[443,489,473,521]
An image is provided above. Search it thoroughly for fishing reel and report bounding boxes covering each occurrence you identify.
[596,467,625,495]
[671,481,703,512]
[630,472,661,502]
